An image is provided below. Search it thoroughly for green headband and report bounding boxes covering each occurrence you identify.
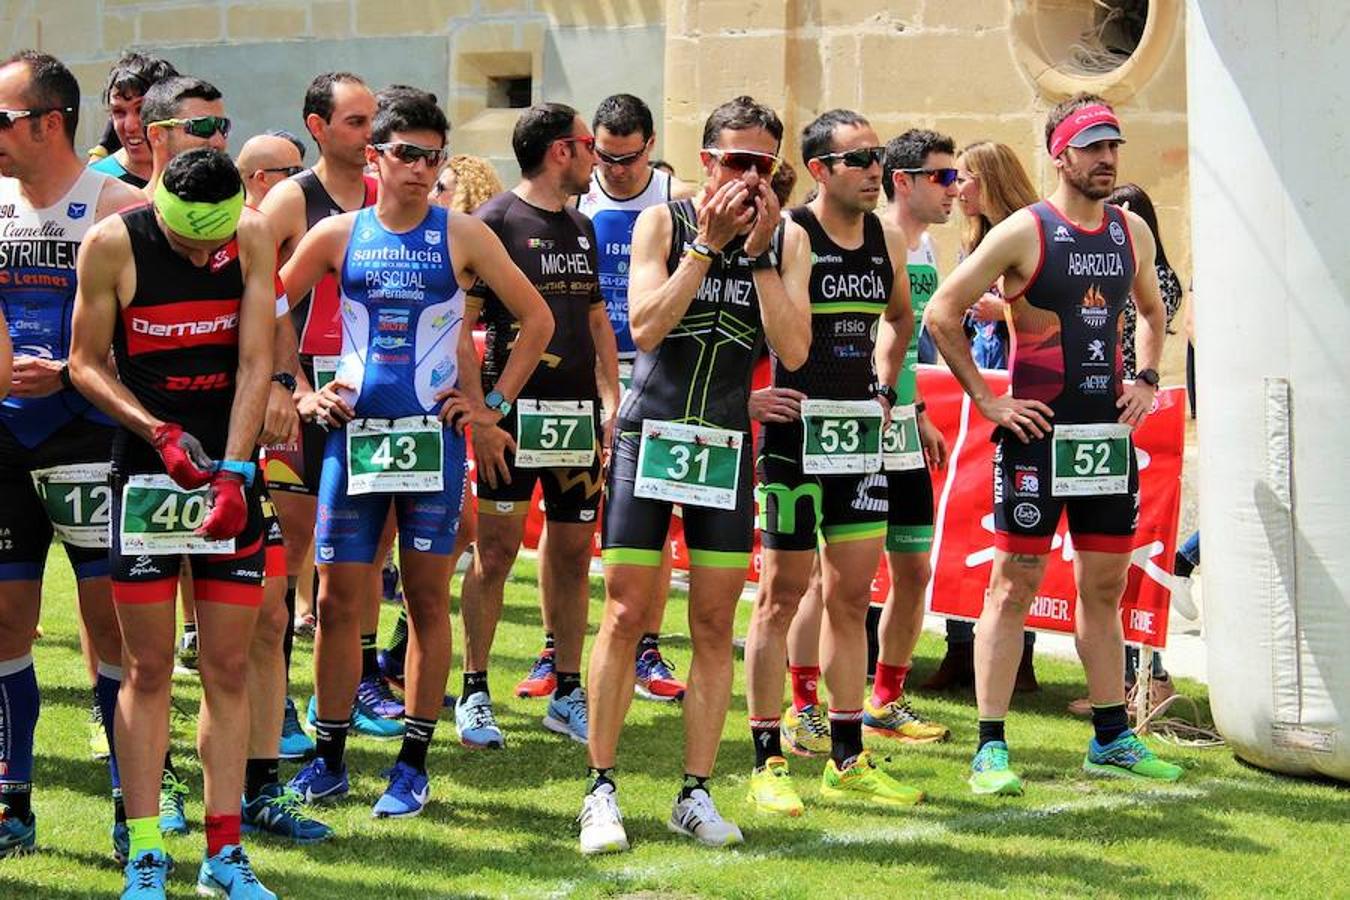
[153,180,245,242]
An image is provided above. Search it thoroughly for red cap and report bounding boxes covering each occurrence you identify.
[1048,105,1125,157]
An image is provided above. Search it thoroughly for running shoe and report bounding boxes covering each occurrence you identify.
[820,751,924,807]
[635,648,686,702]
[1084,730,1184,782]
[372,761,430,819]
[159,769,190,834]
[242,784,334,842]
[746,757,803,816]
[292,613,316,641]
[113,820,129,864]
[515,649,556,698]
[667,788,743,847]
[90,700,111,760]
[381,560,403,604]
[455,691,505,749]
[543,687,588,744]
[286,757,350,804]
[577,784,628,855]
[377,647,405,690]
[174,629,199,675]
[120,848,172,899]
[1171,574,1199,620]
[780,703,831,757]
[863,696,951,743]
[307,694,405,740]
[357,673,405,720]
[278,697,316,761]
[0,806,35,858]
[197,844,277,899]
[969,741,1023,796]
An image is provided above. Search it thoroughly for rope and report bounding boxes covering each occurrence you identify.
[1129,677,1226,749]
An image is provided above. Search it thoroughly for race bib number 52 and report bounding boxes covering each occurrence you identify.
[1051,423,1132,496]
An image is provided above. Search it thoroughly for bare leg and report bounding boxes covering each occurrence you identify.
[785,559,823,668]
[681,566,748,777]
[586,564,661,769]
[460,513,526,672]
[1073,550,1131,706]
[974,551,1047,719]
[194,596,262,817]
[818,537,886,716]
[876,550,930,669]
[113,597,178,819]
[745,548,814,721]
[313,563,367,721]
[400,550,454,720]
[245,575,288,764]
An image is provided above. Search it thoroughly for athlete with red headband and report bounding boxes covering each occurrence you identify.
[925,93,1183,796]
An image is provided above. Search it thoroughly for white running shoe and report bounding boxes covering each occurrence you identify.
[578,784,629,855]
[667,788,744,847]
[1171,574,1199,620]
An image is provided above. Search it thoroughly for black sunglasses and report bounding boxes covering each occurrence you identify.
[375,141,448,166]
[817,146,885,169]
[901,167,959,187]
[148,115,232,139]
[0,106,75,129]
[595,147,646,166]
[259,165,304,177]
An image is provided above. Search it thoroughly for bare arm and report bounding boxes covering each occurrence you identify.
[875,223,914,397]
[224,214,278,461]
[758,216,811,371]
[589,302,620,417]
[258,179,308,267]
[1118,211,1163,426]
[669,176,698,202]
[278,214,349,308]
[0,309,11,400]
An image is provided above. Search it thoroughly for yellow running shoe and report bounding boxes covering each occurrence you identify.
[780,704,831,757]
[863,696,951,744]
[746,757,804,817]
[820,751,924,807]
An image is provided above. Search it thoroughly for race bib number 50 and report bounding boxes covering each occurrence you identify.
[1051,423,1132,496]
[119,474,234,555]
[634,420,742,510]
[31,462,112,549]
[346,417,444,495]
[881,404,924,472]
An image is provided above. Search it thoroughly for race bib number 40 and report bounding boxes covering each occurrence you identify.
[882,404,924,472]
[1051,423,1132,496]
[515,399,595,468]
[801,399,883,474]
[347,417,444,495]
[119,474,234,555]
[634,420,742,510]
[31,462,112,549]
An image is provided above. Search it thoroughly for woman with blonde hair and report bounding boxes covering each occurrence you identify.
[430,154,504,214]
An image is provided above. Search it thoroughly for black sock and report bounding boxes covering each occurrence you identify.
[314,718,350,771]
[463,670,489,699]
[245,758,278,800]
[637,633,659,657]
[978,718,1006,751]
[1174,552,1196,579]
[0,783,31,821]
[828,711,864,768]
[387,608,409,658]
[162,752,178,781]
[587,767,615,794]
[1091,702,1130,746]
[360,633,379,679]
[282,577,297,673]
[750,718,783,768]
[396,716,437,773]
[543,632,555,652]
[183,621,197,638]
[113,789,126,824]
[555,671,581,698]
[679,773,709,800]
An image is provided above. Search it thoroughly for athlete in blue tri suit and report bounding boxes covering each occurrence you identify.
[280,88,552,820]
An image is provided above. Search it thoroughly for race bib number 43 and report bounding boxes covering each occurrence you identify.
[31,462,112,549]
[346,417,444,495]
[1051,423,1132,496]
[119,474,234,555]
[515,399,595,468]
[634,420,742,510]
[801,399,883,474]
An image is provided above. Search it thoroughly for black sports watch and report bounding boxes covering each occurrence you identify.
[272,372,298,393]
[749,249,778,270]
[1136,368,1160,388]
[870,382,898,406]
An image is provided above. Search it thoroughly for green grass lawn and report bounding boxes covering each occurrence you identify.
[3,553,1346,899]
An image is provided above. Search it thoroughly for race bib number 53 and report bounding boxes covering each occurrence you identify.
[1051,423,1131,496]
[634,420,742,510]
[801,399,883,474]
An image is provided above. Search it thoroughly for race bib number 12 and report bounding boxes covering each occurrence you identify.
[31,462,112,549]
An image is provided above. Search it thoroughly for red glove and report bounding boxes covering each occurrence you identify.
[197,471,248,540]
[152,423,215,489]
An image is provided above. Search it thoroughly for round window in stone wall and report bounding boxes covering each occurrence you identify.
[1012,0,1181,102]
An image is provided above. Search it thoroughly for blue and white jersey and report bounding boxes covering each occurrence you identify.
[577,168,671,361]
[0,167,113,447]
[335,205,464,418]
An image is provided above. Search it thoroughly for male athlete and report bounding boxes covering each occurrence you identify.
[284,88,552,818]
[580,95,810,853]
[71,147,277,898]
[925,93,1183,795]
[743,109,923,816]
[90,52,179,189]
[0,49,142,860]
[457,102,617,748]
[237,133,304,208]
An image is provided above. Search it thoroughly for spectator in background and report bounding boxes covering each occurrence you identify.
[770,158,796,207]
[89,51,179,189]
[431,153,504,214]
[649,158,675,178]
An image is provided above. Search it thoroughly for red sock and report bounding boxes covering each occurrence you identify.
[789,665,820,711]
[204,813,241,857]
[871,662,911,707]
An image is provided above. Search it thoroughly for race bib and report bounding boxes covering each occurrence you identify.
[1051,423,1132,496]
[31,462,112,549]
[346,417,444,495]
[119,474,234,555]
[515,399,596,468]
[800,399,883,475]
[634,420,742,510]
[311,355,341,391]
[882,404,925,472]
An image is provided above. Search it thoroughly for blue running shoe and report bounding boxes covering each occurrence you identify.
[543,687,588,744]
[0,806,35,858]
[969,741,1023,796]
[121,848,172,899]
[197,844,276,899]
[279,697,316,761]
[357,673,405,720]
[1085,730,1184,782]
[286,756,349,804]
[159,769,189,835]
[377,647,405,689]
[242,784,334,842]
[455,691,504,749]
[113,820,129,865]
[307,695,404,741]
[372,761,430,819]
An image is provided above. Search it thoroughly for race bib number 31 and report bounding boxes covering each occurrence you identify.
[31,462,112,549]
[515,399,595,468]
[634,420,742,510]
[346,417,444,495]
[801,399,883,474]
[119,474,234,555]
[1051,423,1131,496]
[882,404,924,472]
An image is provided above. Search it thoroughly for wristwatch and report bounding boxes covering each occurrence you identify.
[59,363,75,391]
[686,241,715,262]
[1136,368,1160,388]
[870,382,898,406]
[749,249,778,270]
[271,372,297,392]
[484,389,512,416]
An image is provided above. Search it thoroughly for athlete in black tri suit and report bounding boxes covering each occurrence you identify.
[579,96,810,855]
[926,93,1182,795]
[457,102,618,749]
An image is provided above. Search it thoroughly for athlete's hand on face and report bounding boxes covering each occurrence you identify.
[151,422,216,489]
[748,386,806,423]
[1116,381,1157,428]
[918,411,948,469]
[9,355,65,398]
[259,381,300,446]
[472,420,515,490]
[197,471,248,540]
[697,179,756,252]
[976,394,1054,443]
[743,181,780,259]
[970,292,1007,324]
[312,380,355,427]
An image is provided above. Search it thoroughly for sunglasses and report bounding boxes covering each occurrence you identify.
[0,106,75,129]
[900,167,959,187]
[259,165,304,177]
[148,115,232,139]
[705,148,782,178]
[375,141,448,166]
[595,146,646,166]
[557,134,597,152]
[816,146,885,169]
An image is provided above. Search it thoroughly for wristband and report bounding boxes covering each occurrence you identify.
[214,459,257,487]
[685,242,714,263]
[915,401,927,414]
[869,382,897,406]
[59,363,75,391]
[750,249,778,270]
